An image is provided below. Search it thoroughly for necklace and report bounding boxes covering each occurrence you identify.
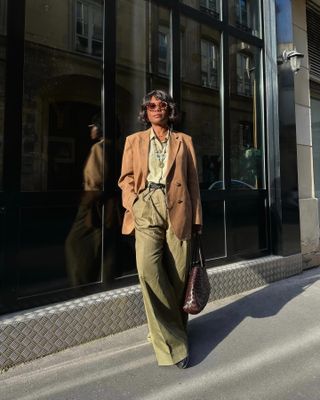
[152,138,168,168]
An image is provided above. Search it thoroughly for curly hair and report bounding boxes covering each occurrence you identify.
[138,89,178,126]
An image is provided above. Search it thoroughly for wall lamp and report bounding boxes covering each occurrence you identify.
[277,48,304,73]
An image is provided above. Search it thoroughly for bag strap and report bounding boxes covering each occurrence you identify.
[192,233,206,270]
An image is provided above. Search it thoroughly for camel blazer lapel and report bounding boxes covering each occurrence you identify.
[118,128,202,240]
[165,131,181,179]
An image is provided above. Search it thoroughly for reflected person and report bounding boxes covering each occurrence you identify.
[65,115,117,286]
[118,90,202,368]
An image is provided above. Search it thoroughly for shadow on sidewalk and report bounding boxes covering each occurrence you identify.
[188,268,320,367]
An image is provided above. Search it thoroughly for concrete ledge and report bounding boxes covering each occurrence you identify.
[0,254,302,369]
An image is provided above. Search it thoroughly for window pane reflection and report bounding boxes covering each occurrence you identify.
[18,0,105,296]
[181,17,222,189]
[180,16,225,259]
[229,37,264,189]
[115,1,172,277]
[181,0,221,20]
[229,0,261,37]
[0,0,6,191]
[116,0,170,135]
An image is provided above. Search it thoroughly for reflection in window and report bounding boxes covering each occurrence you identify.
[116,1,171,277]
[18,0,105,295]
[229,0,261,37]
[237,53,252,96]
[201,39,219,89]
[230,38,263,189]
[181,17,224,259]
[181,0,220,20]
[158,26,170,76]
[76,0,103,57]
[236,0,250,32]
[199,0,219,19]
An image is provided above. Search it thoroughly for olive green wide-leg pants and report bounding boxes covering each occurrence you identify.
[133,188,190,366]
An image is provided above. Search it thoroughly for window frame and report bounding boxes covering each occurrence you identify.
[158,24,171,76]
[75,0,103,57]
[200,38,219,89]
[236,52,252,96]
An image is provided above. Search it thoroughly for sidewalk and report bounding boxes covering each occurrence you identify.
[1,266,320,400]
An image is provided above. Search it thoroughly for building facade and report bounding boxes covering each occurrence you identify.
[0,0,317,368]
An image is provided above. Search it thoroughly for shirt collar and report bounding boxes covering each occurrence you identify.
[150,127,170,142]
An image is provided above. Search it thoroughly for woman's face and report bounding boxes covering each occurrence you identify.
[90,125,100,140]
[146,96,169,127]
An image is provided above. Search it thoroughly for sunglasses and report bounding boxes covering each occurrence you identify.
[146,101,168,111]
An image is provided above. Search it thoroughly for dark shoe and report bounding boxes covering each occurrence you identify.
[176,356,189,369]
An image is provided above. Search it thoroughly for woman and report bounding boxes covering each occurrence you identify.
[66,115,118,286]
[118,90,202,368]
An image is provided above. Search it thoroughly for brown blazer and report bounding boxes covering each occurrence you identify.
[118,128,202,241]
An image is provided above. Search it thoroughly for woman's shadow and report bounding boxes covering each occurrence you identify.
[188,268,320,366]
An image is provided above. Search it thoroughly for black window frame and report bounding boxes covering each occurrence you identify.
[0,0,270,315]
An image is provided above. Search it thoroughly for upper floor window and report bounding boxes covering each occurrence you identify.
[199,0,219,19]
[236,0,251,32]
[158,25,170,76]
[201,39,219,89]
[76,0,103,57]
[236,53,252,96]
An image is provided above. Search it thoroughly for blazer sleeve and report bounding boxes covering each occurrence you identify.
[83,142,104,191]
[186,137,203,226]
[118,136,137,211]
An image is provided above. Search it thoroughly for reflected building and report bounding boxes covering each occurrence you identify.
[1,0,320,368]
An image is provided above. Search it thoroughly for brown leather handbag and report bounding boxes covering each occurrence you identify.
[183,234,210,314]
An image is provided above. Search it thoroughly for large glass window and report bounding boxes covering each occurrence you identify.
[229,37,264,189]
[180,16,224,260]
[115,1,171,275]
[0,0,6,191]
[1,0,268,313]
[18,0,105,297]
[116,1,171,135]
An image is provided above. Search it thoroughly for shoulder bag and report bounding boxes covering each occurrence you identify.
[183,234,211,314]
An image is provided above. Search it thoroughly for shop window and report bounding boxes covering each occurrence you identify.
[18,0,105,297]
[76,0,103,57]
[201,39,219,89]
[158,25,170,76]
[230,37,264,190]
[180,15,224,260]
[199,0,219,19]
[236,53,252,96]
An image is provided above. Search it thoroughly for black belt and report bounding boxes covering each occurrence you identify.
[148,182,166,190]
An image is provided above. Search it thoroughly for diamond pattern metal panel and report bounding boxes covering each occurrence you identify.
[0,254,302,369]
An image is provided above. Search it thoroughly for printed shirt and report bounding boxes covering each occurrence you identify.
[146,128,170,185]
